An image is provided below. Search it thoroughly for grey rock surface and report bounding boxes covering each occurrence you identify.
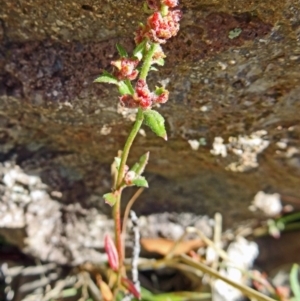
[0,0,300,262]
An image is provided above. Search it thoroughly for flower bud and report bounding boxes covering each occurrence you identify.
[153,89,169,104]
[111,58,139,80]
[124,170,136,185]
[162,0,179,8]
[104,234,119,272]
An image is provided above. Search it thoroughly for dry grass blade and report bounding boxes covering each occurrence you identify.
[164,226,228,261]
[144,238,204,256]
[180,254,277,301]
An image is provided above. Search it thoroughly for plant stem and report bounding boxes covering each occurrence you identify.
[116,108,144,189]
[139,43,158,80]
[112,108,144,298]
[114,108,144,254]
[112,42,158,300]
[112,191,122,299]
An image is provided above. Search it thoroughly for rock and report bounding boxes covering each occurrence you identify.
[0,161,112,264]
[0,0,300,253]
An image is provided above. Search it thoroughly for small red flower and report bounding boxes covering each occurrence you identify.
[153,89,169,104]
[111,58,139,80]
[135,79,151,99]
[119,80,154,109]
[134,79,153,108]
[119,81,170,109]
[119,95,139,108]
[162,0,179,8]
[147,10,182,43]
[134,24,147,45]
[153,44,166,60]
[135,7,181,45]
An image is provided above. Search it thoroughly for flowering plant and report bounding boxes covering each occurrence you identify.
[94,0,181,299]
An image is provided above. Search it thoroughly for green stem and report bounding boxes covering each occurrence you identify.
[160,4,169,16]
[112,108,144,299]
[113,191,122,299]
[112,41,157,300]
[139,43,158,80]
[116,108,144,189]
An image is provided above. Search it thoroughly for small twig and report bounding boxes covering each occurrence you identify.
[179,254,277,301]
[122,187,144,257]
[165,226,229,261]
[86,273,102,301]
[164,229,188,260]
[187,227,229,261]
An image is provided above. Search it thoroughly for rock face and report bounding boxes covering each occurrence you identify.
[0,0,300,261]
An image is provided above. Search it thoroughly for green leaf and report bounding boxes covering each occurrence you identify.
[116,43,128,57]
[118,81,134,95]
[94,72,119,85]
[154,86,165,95]
[124,79,135,95]
[133,39,147,61]
[290,264,300,300]
[136,152,150,175]
[130,152,150,175]
[143,110,167,140]
[114,157,121,170]
[153,58,165,66]
[132,176,148,188]
[103,192,118,206]
[150,66,159,71]
[61,288,78,298]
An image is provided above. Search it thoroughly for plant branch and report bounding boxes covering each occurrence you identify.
[180,254,276,301]
[115,108,144,189]
[139,43,158,80]
[122,187,145,257]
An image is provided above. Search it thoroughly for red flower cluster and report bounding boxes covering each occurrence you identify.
[120,79,169,109]
[147,10,181,43]
[109,0,180,109]
[135,1,181,44]
[111,58,139,80]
